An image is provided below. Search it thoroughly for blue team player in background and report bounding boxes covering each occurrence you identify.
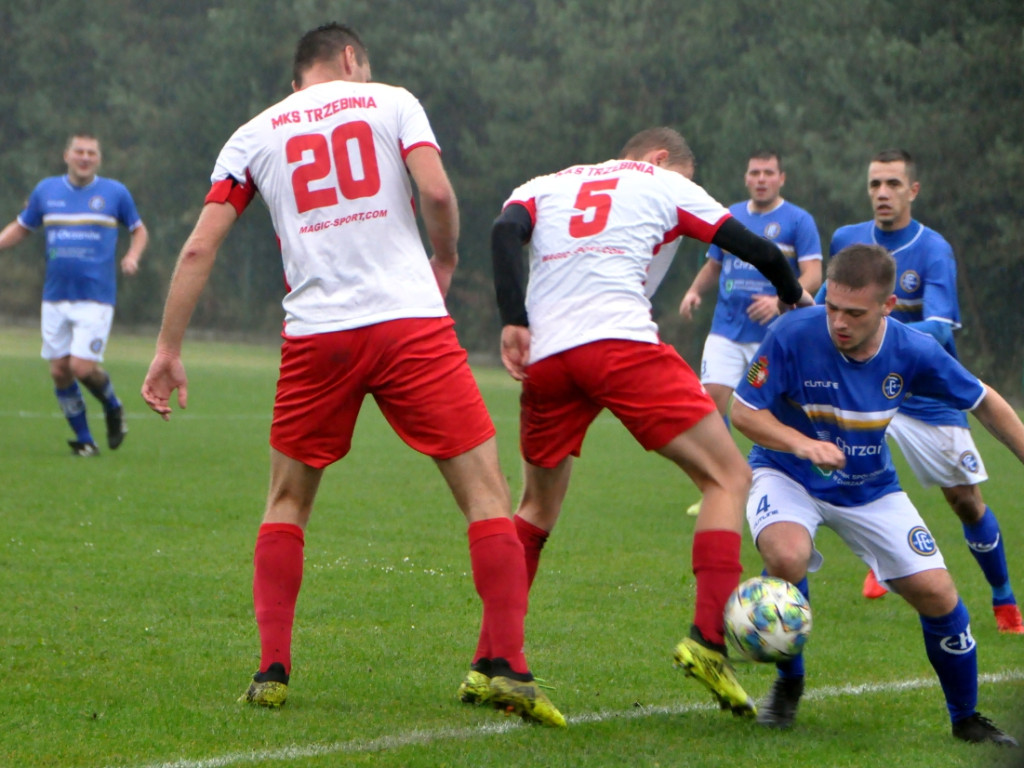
[823,149,1022,634]
[0,133,148,456]
[679,150,822,515]
[732,243,1023,746]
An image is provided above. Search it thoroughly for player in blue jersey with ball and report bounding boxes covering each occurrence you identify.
[0,133,148,456]
[731,243,1022,745]
[828,149,1022,634]
[680,151,822,514]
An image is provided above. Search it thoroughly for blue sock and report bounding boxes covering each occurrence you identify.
[920,599,977,723]
[963,508,1015,605]
[775,576,808,679]
[56,383,93,443]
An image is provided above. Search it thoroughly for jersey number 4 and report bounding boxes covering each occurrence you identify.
[287,121,381,213]
[569,179,619,237]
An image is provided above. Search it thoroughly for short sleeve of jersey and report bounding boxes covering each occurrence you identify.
[394,88,439,158]
[920,240,958,324]
[794,209,823,261]
[114,182,143,231]
[734,320,792,409]
[17,182,46,230]
[706,243,723,263]
[904,330,984,409]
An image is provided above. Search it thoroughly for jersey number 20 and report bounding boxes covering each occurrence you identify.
[287,121,381,213]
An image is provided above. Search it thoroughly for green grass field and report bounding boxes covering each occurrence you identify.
[1,324,1021,768]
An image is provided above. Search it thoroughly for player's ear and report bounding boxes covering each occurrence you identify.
[907,180,920,202]
[882,293,897,315]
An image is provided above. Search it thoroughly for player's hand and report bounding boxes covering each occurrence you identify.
[141,349,188,421]
[747,294,780,325]
[429,253,456,299]
[500,325,531,381]
[679,291,701,320]
[795,438,846,470]
[778,289,816,315]
[121,254,140,276]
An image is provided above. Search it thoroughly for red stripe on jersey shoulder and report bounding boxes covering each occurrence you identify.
[504,198,537,224]
[656,210,730,254]
[400,140,441,161]
[205,171,257,216]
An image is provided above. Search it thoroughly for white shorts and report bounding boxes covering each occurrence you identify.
[40,301,114,362]
[746,468,947,583]
[887,412,987,488]
[699,333,760,388]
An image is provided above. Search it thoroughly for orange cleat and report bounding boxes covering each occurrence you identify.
[994,603,1024,634]
[862,569,888,600]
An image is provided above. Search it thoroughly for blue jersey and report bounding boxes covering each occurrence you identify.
[735,306,985,506]
[828,220,965,427]
[707,200,821,343]
[18,175,143,306]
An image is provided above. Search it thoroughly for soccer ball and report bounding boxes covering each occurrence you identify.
[724,576,811,662]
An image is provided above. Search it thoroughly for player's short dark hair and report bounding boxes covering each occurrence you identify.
[871,148,916,183]
[748,149,782,171]
[827,243,896,297]
[293,23,368,86]
[66,133,99,150]
[619,127,695,169]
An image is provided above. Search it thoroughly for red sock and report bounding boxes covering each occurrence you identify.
[253,522,304,674]
[468,517,529,674]
[514,514,550,590]
[692,529,742,646]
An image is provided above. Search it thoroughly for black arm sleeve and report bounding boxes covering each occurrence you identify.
[711,217,804,305]
[491,203,534,327]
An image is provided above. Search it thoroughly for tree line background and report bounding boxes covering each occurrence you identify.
[1,0,1022,394]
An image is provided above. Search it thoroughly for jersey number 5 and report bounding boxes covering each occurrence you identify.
[287,120,381,213]
[569,179,619,238]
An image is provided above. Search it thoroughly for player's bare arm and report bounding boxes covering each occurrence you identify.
[679,259,721,320]
[732,400,846,470]
[405,145,459,298]
[971,384,1024,466]
[121,222,149,276]
[142,202,238,419]
[0,219,32,250]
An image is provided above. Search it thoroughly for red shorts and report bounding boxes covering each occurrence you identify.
[270,316,495,468]
[520,339,716,468]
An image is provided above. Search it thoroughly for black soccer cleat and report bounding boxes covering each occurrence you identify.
[756,675,804,729]
[951,713,1019,746]
[105,405,127,450]
[68,440,100,457]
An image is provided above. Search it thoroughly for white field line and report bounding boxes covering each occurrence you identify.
[119,669,1024,768]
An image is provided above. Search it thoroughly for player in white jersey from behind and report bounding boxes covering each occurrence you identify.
[731,243,1022,745]
[141,23,563,727]
[485,127,812,718]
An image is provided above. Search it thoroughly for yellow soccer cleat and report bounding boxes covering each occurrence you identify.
[673,636,756,717]
[238,662,289,708]
[457,668,493,704]
[488,676,567,728]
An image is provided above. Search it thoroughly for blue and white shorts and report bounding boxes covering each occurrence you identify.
[887,412,987,488]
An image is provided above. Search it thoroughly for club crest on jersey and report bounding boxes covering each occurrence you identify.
[89,195,106,212]
[899,270,920,293]
[746,356,769,388]
[763,222,781,239]
[881,373,903,399]
[907,526,937,556]
[959,451,980,473]
[89,338,104,354]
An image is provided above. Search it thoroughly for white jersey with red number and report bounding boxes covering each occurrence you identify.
[209,80,447,336]
[506,160,730,363]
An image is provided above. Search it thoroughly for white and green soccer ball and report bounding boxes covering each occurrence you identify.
[724,576,812,663]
